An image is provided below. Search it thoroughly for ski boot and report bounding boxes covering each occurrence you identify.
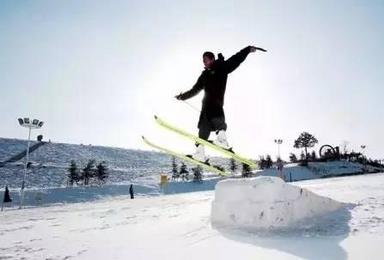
[187,144,210,165]
[213,130,234,153]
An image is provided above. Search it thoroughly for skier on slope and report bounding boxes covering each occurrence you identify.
[175,45,266,162]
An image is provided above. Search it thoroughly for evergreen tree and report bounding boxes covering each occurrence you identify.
[68,160,79,186]
[265,155,273,169]
[260,156,272,170]
[96,161,108,184]
[179,162,189,181]
[171,156,179,180]
[230,158,237,173]
[192,166,203,182]
[311,150,317,161]
[289,153,298,163]
[242,163,252,177]
[300,151,307,166]
[82,160,96,185]
[259,156,266,169]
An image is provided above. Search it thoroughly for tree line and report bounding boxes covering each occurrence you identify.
[171,157,203,182]
[171,157,254,180]
[67,160,108,186]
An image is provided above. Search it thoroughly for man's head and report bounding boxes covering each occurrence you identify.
[203,51,215,69]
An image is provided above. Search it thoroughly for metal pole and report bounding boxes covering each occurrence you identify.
[274,139,283,159]
[19,127,31,209]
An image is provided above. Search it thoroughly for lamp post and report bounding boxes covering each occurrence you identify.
[360,145,366,155]
[274,139,283,159]
[18,118,44,209]
[359,145,367,172]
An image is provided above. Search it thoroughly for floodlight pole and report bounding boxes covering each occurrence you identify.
[274,139,283,159]
[360,145,366,155]
[18,118,43,209]
[20,126,32,209]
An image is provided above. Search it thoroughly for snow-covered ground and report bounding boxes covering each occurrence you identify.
[1,173,384,259]
[3,161,378,208]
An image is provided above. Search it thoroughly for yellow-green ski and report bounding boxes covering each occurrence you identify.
[142,136,229,176]
[154,115,258,169]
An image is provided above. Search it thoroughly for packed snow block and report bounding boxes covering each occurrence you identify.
[211,176,342,230]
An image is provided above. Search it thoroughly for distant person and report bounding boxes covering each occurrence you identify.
[175,45,266,162]
[1,186,12,211]
[129,184,134,199]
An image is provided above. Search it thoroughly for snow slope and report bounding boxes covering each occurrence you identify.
[1,173,384,259]
[0,138,33,162]
[0,138,172,188]
[0,138,230,189]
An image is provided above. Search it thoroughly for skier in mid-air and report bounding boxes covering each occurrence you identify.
[175,45,266,162]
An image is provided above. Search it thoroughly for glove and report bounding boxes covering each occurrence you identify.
[250,46,267,52]
[175,93,183,100]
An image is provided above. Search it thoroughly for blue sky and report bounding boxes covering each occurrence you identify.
[0,0,383,160]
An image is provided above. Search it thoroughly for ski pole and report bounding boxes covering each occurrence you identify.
[182,100,201,113]
[173,95,201,113]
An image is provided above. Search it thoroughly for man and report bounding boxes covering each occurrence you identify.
[175,45,266,162]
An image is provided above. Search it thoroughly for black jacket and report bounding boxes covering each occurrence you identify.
[179,46,252,124]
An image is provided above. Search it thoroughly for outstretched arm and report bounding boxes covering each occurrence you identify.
[175,74,204,100]
[224,45,266,73]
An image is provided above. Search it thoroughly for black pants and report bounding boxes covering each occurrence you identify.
[198,115,227,141]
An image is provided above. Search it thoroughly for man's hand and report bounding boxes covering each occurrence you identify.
[250,46,267,53]
[175,93,183,100]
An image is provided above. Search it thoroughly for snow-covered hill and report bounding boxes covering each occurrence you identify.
[1,137,382,208]
[0,138,172,188]
[1,173,384,259]
[259,161,382,182]
[0,138,232,190]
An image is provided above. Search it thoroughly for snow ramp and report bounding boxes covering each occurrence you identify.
[211,176,342,230]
